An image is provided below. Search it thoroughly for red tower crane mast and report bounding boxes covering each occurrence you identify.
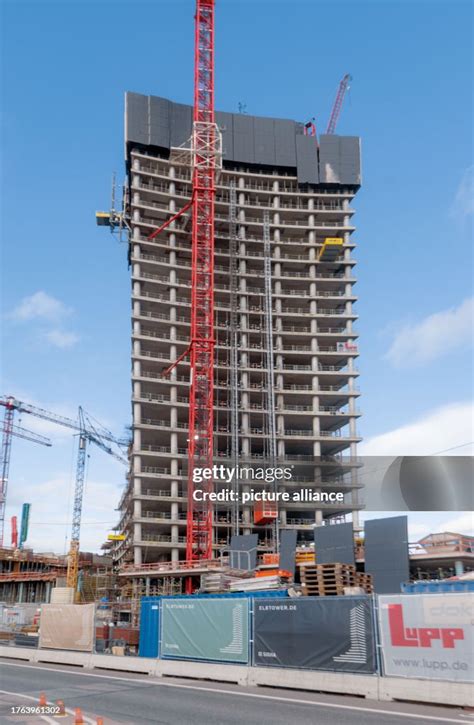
[326,73,352,134]
[187,0,217,564]
[147,1,220,575]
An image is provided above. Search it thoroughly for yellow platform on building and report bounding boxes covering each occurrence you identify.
[319,237,343,262]
[95,211,111,226]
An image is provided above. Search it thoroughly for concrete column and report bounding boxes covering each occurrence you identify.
[170,458,180,477]
[133,427,141,455]
[349,416,357,437]
[312,415,320,437]
[277,439,285,458]
[170,432,178,454]
[133,474,142,496]
[352,510,360,530]
[134,499,142,522]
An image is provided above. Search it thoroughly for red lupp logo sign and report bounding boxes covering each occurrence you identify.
[388,604,464,649]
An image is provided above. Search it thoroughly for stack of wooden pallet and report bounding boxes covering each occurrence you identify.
[354,572,373,594]
[301,563,356,596]
[301,563,373,596]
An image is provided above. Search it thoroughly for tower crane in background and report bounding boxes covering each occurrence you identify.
[0,397,53,546]
[146,0,221,586]
[326,73,352,134]
[66,406,128,590]
[0,395,128,590]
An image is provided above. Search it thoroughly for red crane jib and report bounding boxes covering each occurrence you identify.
[326,73,351,135]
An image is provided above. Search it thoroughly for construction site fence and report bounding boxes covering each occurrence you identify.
[140,592,472,683]
[3,593,471,684]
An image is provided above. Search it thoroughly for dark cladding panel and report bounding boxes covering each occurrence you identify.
[279,530,297,576]
[125,92,149,146]
[169,102,193,148]
[314,522,354,565]
[296,135,319,184]
[149,96,170,149]
[229,534,258,571]
[233,114,255,164]
[319,135,361,185]
[216,110,234,160]
[274,119,297,167]
[339,136,362,185]
[319,135,341,183]
[365,516,409,594]
[253,117,276,166]
[125,93,361,182]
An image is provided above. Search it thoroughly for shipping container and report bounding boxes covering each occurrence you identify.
[139,597,160,658]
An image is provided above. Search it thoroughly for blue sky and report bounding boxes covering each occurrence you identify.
[1,0,472,552]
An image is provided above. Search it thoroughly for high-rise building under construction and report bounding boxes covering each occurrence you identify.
[114,93,363,568]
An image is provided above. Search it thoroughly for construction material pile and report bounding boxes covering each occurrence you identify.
[201,570,290,594]
[300,563,373,596]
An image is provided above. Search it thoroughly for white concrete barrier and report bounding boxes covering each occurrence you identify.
[0,645,471,707]
[247,665,379,698]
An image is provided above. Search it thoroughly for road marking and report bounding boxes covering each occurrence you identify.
[0,687,96,724]
[0,661,470,723]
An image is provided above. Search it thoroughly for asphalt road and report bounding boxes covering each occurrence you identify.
[0,659,471,725]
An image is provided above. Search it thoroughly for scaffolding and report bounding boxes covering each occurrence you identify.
[228,180,240,536]
[263,210,279,550]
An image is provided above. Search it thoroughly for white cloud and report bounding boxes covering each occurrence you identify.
[407,521,432,540]
[360,401,474,456]
[44,329,80,349]
[8,291,79,348]
[10,291,72,323]
[357,512,469,542]
[385,297,473,367]
[436,512,474,536]
[450,165,474,219]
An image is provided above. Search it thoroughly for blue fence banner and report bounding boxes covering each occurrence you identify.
[161,597,249,664]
